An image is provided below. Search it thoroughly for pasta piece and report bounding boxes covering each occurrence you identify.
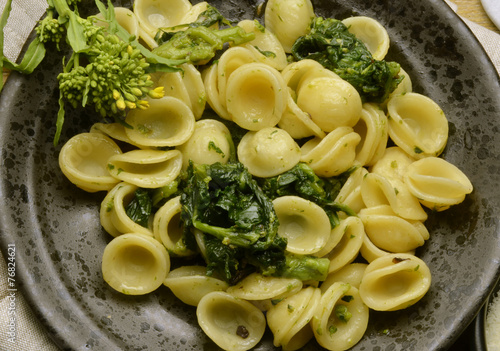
[102,232,170,295]
[334,166,368,215]
[107,149,182,188]
[59,132,122,192]
[202,63,231,120]
[90,122,144,149]
[153,196,196,256]
[100,182,154,238]
[217,47,257,110]
[273,196,331,255]
[197,291,266,351]
[125,97,195,148]
[237,127,300,178]
[226,272,302,302]
[312,283,369,351]
[404,156,473,211]
[180,63,207,120]
[360,172,428,221]
[133,0,192,38]
[358,205,429,253]
[296,76,362,132]
[267,286,321,349]
[264,0,315,52]
[353,103,388,167]
[387,92,449,159]
[226,63,287,130]
[281,59,333,91]
[278,87,326,139]
[360,230,415,263]
[370,146,416,182]
[341,16,390,60]
[163,266,228,306]
[179,1,210,25]
[321,216,365,273]
[358,253,431,311]
[320,263,368,293]
[237,19,288,71]
[153,71,192,114]
[177,119,232,169]
[300,127,361,177]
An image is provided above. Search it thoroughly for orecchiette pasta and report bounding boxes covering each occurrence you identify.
[320,263,368,293]
[334,166,368,214]
[59,132,122,192]
[177,119,232,169]
[107,149,182,188]
[267,286,321,349]
[264,0,315,53]
[404,156,474,211]
[226,272,303,301]
[273,196,332,255]
[360,172,428,221]
[133,0,192,38]
[300,126,361,177]
[163,265,228,306]
[102,232,171,295]
[226,63,287,130]
[322,216,365,273]
[237,127,301,178]
[358,205,429,253]
[124,96,196,148]
[312,283,369,351]
[100,182,154,237]
[153,196,196,256]
[236,19,288,71]
[296,76,362,132]
[359,253,431,311]
[341,16,390,61]
[197,291,267,351]
[353,103,388,167]
[387,92,449,159]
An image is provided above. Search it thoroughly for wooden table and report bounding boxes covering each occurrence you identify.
[1,0,498,86]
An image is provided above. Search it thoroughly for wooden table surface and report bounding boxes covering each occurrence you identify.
[1,0,498,87]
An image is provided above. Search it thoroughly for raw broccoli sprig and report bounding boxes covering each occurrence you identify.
[35,7,65,50]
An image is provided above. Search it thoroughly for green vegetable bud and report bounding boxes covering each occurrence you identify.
[125,101,137,109]
[123,91,137,102]
[131,87,143,97]
[112,89,121,100]
[116,99,126,110]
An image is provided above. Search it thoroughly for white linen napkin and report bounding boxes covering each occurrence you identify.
[0,1,499,350]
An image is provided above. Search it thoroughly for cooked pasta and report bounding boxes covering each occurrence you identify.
[101,232,171,295]
[163,265,228,306]
[358,253,431,311]
[54,0,475,349]
[237,127,301,178]
[59,132,122,192]
[197,291,267,351]
[264,0,315,53]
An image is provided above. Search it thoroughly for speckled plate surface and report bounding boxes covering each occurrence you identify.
[1,0,500,350]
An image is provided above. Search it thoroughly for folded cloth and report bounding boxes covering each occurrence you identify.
[0,1,499,351]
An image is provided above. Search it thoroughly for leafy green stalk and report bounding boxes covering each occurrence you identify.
[260,163,357,227]
[152,5,255,64]
[291,17,403,102]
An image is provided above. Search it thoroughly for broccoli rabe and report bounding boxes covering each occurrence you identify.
[152,5,255,64]
[260,163,357,228]
[291,16,403,103]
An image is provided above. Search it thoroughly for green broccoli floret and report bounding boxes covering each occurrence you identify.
[152,5,255,64]
[291,16,403,103]
[35,7,65,49]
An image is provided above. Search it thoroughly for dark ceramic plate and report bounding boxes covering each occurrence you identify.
[1,0,500,350]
